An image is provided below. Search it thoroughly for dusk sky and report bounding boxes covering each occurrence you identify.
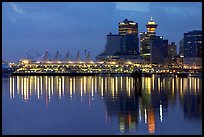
[2,2,202,62]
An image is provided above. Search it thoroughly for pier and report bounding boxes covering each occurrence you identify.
[10,61,202,77]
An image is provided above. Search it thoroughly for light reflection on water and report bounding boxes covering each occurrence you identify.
[3,76,202,135]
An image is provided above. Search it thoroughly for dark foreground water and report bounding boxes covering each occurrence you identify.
[2,76,202,135]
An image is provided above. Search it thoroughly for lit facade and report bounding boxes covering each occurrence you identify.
[183,30,202,57]
[145,17,158,34]
[118,19,138,35]
[119,19,139,55]
[181,30,202,65]
[140,17,158,62]
[140,32,151,59]
[97,19,140,61]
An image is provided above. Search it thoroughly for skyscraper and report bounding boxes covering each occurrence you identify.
[122,34,139,55]
[167,42,177,59]
[105,32,123,54]
[140,17,158,62]
[96,19,143,62]
[150,36,168,65]
[119,19,139,55]
[118,19,138,35]
[183,30,202,57]
[181,30,202,65]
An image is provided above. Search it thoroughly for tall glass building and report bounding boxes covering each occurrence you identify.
[183,30,202,57]
[118,19,139,55]
[180,30,202,65]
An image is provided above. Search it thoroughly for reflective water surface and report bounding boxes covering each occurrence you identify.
[2,76,202,135]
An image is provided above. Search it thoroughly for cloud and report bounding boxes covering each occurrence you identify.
[149,2,201,16]
[2,2,202,62]
[3,2,118,62]
[115,2,150,12]
[10,3,25,14]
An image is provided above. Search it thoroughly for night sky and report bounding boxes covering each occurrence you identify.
[2,2,202,62]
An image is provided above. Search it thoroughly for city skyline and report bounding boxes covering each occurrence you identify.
[2,2,202,62]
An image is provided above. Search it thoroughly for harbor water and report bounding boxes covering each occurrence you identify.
[2,76,202,135]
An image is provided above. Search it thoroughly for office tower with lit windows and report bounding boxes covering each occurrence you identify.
[119,19,139,55]
[118,19,138,35]
[183,30,202,57]
[180,30,202,65]
[140,32,151,59]
[96,19,141,61]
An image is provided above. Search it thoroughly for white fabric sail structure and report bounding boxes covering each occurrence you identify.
[35,50,53,63]
[52,51,62,63]
[32,51,42,62]
[63,51,72,63]
[85,51,92,62]
[76,51,81,62]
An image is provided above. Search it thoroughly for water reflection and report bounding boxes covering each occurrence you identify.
[9,76,202,134]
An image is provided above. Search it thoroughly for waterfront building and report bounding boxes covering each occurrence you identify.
[140,17,158,62]
[84,51,93,62]
[39,50,53,63]
[63,51,72,63]
[167,42,177,64]
[18,50,94,64]
[180,30,202,65]
[118,19,138,35]
[150,36,168,65]
[76,51,81,62]
[20,51,35,64]
[53,51,62,63]
[96,19,139,61]
[140,32,151,61]
[179,39,184,56]
[167,42,177,58]
[104,32,123,54]
[119,19,139,55]
[122,34,139,55]
[145,17,158,35]
[96,53,145,63]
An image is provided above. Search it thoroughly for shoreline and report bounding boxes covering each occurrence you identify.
[10,72,202,77]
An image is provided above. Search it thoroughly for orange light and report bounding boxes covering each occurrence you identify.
[148,110,155,134]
